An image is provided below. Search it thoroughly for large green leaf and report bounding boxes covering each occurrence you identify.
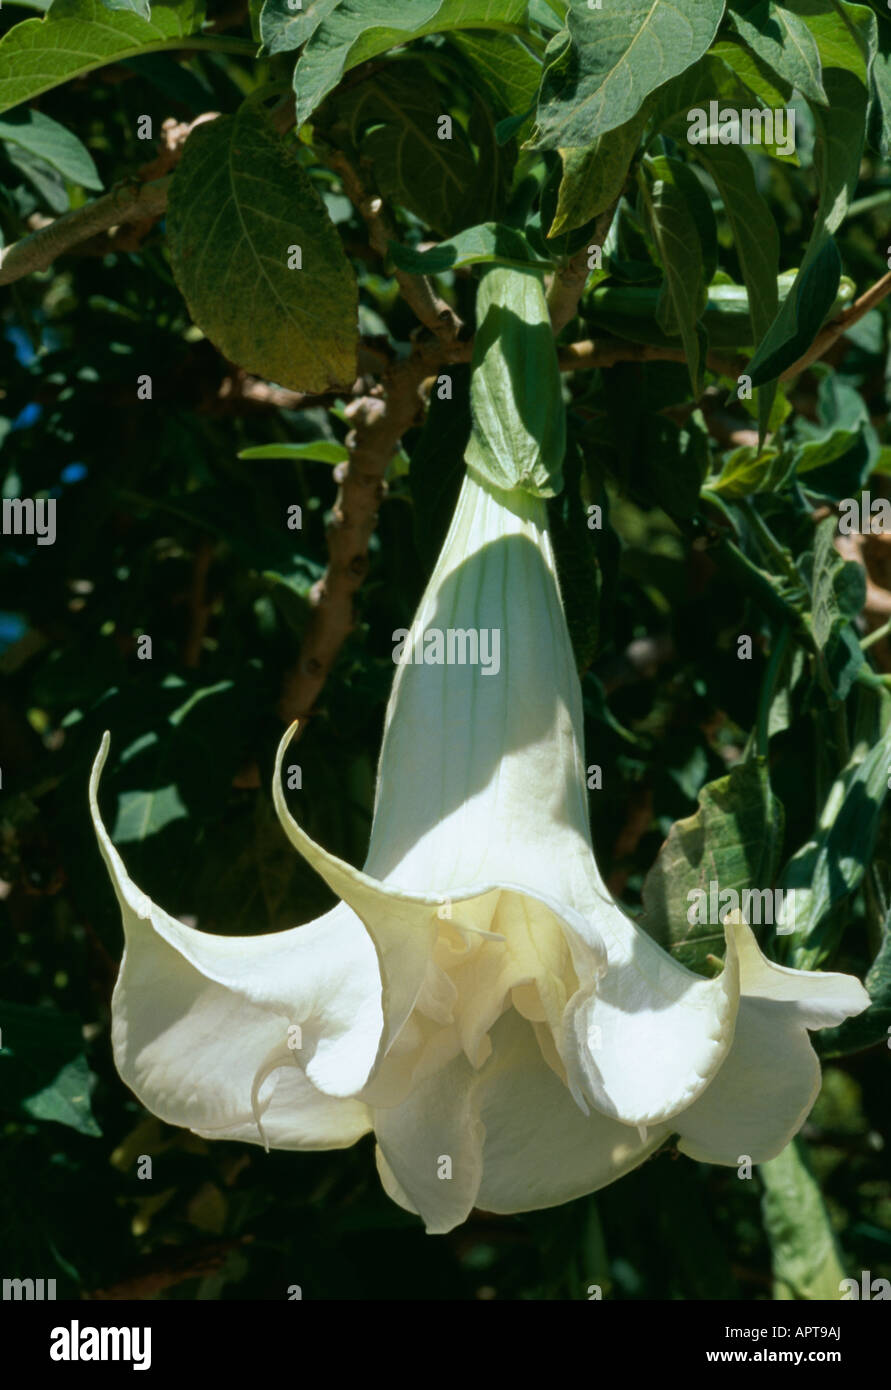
[696,142,778,431]
[0,1001,101,1137]
[259,0,340,56]
[548,103,650,237]
[530,0,725,149]
[761,1137,847,1300]
[745,67,866,386]
[811,67,869,236]
[785,0,873,84]
[447,27,542,131]
[649,48,796,160]
[637,155,711,396]
[292,0,528,129]
[727,0,828,105]
[745,233,840,386]
[167,100,357,393]
[0,107,102,189]
[640,757,783,973]
[0,0,204,111]
[711,35,794,109]
[325,64,479,236]
[694,149,778,324]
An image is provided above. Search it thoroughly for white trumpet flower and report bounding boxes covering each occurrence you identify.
[90,470,869,1234]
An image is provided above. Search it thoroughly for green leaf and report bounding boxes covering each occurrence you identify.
[727,0,828,105]
[167,100,358,394]
[100,0,151,16]
[745,64,866,389]
[259,0,340,56]
[706,444,795,498]
[6,141,71,212]
[819,921,891,1057]
[782,690,891,968]
[324,64,480,236]
[0,0,205,112]
[465,79,516,224]
[389,222,547,273]
[447,28,541,134]
[711,36,794,110]
[638,155,711,396]
[0,107,103,189]
[530,0,725,150]
[872,46,891,157]
[0,1001,101,1136]
[743,0,875,380]
[650,47,796,159]
[696,150,779,331]
[784,0,872,85]
[464,265,565,498]
[793,426,859,475]
[745,235,840,387]
[640,757,783,973]
[292,0,528,129]
[808,513,866,699]
[548,103,650,237]
[112,783,189,842]
[811,68,869,237]
[761,1137,847,1300]
[239,440,348,462]
[696,142,779,432]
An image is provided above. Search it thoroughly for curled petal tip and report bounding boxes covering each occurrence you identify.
[89,731,112,807]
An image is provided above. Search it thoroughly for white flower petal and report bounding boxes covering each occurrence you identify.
[372,1048,486,1235]
[561,894,742,1126]
[364,473,599,918]
[675,923,870,1164]
[273,727,608,1075]
[273,728,490,1057]
[374,1009,668,1233]
[90,734,382,1133]
[475,1011,668,1215]
[195,1050,372,1150]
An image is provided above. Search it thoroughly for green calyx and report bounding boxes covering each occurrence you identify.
[464,265,565,499]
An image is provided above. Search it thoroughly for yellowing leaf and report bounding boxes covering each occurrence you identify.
[167,101,358,393]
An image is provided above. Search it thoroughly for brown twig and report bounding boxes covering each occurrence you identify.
[547,201,618,336]
[0,177,172,285]
[0,112,223,286]
[324,147,463,346]
[558,337,748,380]
[780,270,891,381]
[277,337,465,723]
